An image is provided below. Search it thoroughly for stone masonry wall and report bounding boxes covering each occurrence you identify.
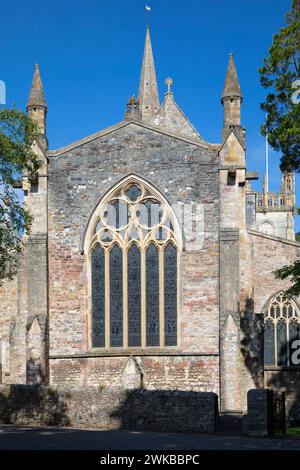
[249,230,300,313]
[0,384,218,434]
[240,231,300,413]
[47,123,220,387]
[0,277,17,382]
[49,355,220,394]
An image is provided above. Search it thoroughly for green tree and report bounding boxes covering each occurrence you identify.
[259,1,300,295]
[259,0,300,172]
[0,108,40,283]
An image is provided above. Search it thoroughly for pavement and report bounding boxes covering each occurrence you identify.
[0,425,300,450]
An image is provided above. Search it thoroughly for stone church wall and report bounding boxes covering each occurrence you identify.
[246,230,300,423]
[248,230,300,313]
[0,277,18,383]
[49,355,220,394]
[47,123,220,387]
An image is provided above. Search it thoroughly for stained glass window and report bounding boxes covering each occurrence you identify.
[277,321,287,366]
[90,180,179,350]
[126,185,142,202]
[164,243,177,346]
[146,243,160,346]
[91,245,105,347]
[264,293,300,367]
[264,320,275,366]
[128,244,141,347]
[110,245,123,347]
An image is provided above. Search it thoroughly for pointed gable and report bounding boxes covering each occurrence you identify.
[150,91,203,142]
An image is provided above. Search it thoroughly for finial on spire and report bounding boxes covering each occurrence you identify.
[27,63,48,149]
[165,77,173,94]
[221,53,243,137]
[138,26,160,121]
[125,95,142,121]
[27,63,47,111]
[221,53,243,102]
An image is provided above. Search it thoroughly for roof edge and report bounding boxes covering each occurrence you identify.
[47,120,221,157]
[247,229,300,248]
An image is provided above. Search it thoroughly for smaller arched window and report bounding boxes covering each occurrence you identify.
[264,293,300,367]
[259,221,275,236]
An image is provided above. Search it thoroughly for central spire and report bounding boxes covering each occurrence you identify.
[138,27,160,122]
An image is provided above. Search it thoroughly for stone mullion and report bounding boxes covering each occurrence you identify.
[123,248,128,349]
[274,316,278,367]
[141,249,146,348]
[105,248,110,350]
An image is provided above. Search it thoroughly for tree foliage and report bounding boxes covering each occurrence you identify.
[259,0,300,172]
[260,1,300,295]
[275,261,300,297]
[0,108,40,283]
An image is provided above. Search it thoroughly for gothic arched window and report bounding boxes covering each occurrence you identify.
[264,293,300,367]
[88,178,180,350]
[259,221,275,236]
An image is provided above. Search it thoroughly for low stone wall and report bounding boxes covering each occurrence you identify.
[242,389,272,437]
[0,385,218,434]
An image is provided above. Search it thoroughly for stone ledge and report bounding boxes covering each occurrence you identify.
[49,351,220,360]
[220,228,240,241]
[248,229,300,247]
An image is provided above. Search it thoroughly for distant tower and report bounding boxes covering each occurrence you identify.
[282,172,295,196]
[256,171,295,240]
[138,27,160,122]
[26,64,48,149]
[221,54,243,140]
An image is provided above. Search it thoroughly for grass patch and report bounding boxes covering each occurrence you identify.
[287,426,300,437]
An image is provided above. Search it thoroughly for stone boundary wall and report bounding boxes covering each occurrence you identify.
[0,385,218,434]
[242,389,272,437]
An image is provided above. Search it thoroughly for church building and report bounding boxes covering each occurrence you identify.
[0,27,299,418]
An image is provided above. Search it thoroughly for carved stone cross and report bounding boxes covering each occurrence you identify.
[165,77,173,93]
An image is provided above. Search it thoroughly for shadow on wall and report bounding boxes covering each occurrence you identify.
[266,342,300,426]
[26,359,44,385]
[0,385,70,427]
[240,297,264,389]
[241,297,300,425]
[0,386,217,433]
[109,389,218,434]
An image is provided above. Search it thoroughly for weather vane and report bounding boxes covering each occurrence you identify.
[145,4,151,27]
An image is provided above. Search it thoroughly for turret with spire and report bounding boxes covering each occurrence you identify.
[221,54,243,140]
[138,27,160,122]
[27,64,48,149]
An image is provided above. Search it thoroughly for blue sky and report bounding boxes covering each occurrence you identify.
[1,0,298,229]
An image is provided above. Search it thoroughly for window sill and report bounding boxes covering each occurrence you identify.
[50,349,220,359]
